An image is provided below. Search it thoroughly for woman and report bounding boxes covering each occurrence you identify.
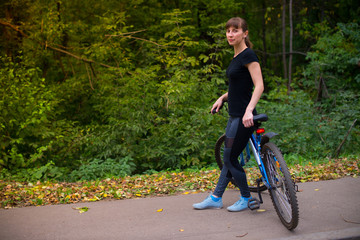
[193,17,264,212]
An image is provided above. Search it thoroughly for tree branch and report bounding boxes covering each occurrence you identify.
[45,45,114,68]
[104,29,147,37]
[85,63,94,90]
[106,34,169,48]
[334,119,357,158]
[0,19,29,38]
[255,49,307,57]
[0,19,118,69]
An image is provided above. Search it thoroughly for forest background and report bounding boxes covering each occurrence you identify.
[0,0,359,183]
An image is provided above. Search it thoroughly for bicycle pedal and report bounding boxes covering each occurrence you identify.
[248,198,261,210]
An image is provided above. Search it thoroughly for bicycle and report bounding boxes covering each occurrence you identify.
[213,111,299,230]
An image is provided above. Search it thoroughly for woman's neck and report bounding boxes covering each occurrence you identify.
[233,42,248,57]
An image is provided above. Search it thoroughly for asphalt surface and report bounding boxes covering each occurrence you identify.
[1,177,360,240]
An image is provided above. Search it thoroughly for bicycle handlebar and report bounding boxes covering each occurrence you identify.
[211,109,218,114]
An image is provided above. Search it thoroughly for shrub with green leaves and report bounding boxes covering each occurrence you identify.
[0,55,85,172]
[0,56,57,169]
[304,22,360,92]
[259,86,359,160]
[69,157,135,181]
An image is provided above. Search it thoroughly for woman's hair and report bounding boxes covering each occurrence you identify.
[225,17,253,48]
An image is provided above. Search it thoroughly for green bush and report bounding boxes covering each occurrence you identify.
[0,55,86,171]
[256,22,360,160]
[259,89,359,159]
[304,22,360,92]
[0,55,56,169]
[69,157,135,181]
[0,161,68,182]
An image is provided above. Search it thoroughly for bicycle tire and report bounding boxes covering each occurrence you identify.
[214,134,267,193]
[262,142,299,230]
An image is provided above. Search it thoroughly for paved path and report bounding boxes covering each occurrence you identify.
[1,177,360,240]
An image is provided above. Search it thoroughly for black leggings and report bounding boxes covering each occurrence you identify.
[213,116,254,198]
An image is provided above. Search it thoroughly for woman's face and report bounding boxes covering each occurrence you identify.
[226,26,247,46]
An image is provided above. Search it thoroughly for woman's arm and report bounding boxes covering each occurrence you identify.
[242,61,264,127]
[211,92,228,114]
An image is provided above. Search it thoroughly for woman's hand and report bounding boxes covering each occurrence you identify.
[242,109,254,128]
[211,93,228,114]
[211,98,223,114]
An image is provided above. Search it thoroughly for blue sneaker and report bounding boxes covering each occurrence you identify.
[193,194,223,210]
[227,196,252,212]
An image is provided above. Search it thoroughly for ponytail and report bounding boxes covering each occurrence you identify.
[245,35,253,49]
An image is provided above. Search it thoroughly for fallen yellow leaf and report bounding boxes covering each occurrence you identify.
[182,192,190,195]
[72,207,89,213]
[179,229,184,232]
[257,209,266,212]
[86,196,100,202]
[315,189,319,191]
[157,209,163,212]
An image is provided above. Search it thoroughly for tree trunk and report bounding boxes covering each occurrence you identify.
[282,0,287,80]
[261,0,267,67]
[316,76,330,102]
[288,0,293,95]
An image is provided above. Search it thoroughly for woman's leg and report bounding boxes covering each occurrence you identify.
[212,164,231,197]
[193,117,253,209]
[193,119,233,209]
[222,117,253,198]
[212,118,233,198]
[213,116,253,198]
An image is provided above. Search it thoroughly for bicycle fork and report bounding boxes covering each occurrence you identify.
[247,137,269,210]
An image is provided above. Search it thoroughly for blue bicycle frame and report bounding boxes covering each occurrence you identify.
[248,133,272,190]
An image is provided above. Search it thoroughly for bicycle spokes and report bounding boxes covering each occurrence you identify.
[264,146,298,228]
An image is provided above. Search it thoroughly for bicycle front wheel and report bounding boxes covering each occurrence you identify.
[214,134,266,193]
[262,142,299,230]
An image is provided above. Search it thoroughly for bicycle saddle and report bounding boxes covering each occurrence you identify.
[253,114,268,122]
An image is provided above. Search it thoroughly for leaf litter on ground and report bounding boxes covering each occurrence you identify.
[0,158,359,209]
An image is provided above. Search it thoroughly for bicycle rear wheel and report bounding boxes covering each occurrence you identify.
[262,142,299,230]
[215,134,267,193]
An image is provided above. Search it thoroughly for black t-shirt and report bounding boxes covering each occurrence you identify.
[226,48,259,117]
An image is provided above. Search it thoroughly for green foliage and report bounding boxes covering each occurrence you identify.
[257,21,360,160]
[80,10,229,174]
[304,22,360,91]
[0,55,86,171]
[69,157,135,181]
[1,0,359,182]
[0,55,55,169]
[259,89,360,159]
[0,161,67,182]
